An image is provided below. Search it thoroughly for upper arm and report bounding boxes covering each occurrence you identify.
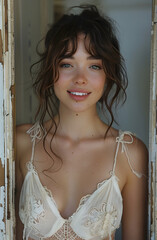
[15,124,32,189]
[121,137,148,240]
[15,124,32,239]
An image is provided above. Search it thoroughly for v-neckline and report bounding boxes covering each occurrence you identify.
[25,123,122,221]
[27,163,119,221]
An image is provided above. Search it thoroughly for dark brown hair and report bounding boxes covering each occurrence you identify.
[31,4,128,168]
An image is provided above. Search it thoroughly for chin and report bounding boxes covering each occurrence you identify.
[62,102,96,114]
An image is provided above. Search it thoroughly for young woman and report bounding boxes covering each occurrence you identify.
[15,5,148,240]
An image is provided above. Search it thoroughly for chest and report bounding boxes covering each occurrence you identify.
[33,137,117,185]
[20,169,122,240]
[22,136,125,219]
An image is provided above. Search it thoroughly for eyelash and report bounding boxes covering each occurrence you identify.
[60,63,72,68]
[59,63,102,70]
[90,65,102,70]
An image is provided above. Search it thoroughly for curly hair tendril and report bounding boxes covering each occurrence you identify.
[30,4,128,173]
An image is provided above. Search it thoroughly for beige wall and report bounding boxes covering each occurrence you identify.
[15,0,151,148]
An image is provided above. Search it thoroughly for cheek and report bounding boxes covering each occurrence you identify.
[54,74,67,92]
[54,75,70,101]
[55,75,65,86]
[53,81,62,98]
[92,75,106,93]
[58,69,74,82]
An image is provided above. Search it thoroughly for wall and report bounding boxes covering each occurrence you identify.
[101,0,151,147]
[64,0,151,147]
[15,0,151,147]
[14,1,151,239]
[15,0,54,124]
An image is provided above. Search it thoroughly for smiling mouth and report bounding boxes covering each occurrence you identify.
[67,91,91,96]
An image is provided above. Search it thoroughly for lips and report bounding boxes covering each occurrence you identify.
[67,89,91,95]
[67,91,89,96]
[67,89,91,101]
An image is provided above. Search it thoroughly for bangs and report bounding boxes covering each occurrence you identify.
[57,32,102,61]
[84,33,103,58]
[51,13,105,62]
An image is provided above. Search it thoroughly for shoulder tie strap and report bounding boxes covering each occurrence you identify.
[26,121,45,142]
[26,121,46,164]
[112,130,143,178]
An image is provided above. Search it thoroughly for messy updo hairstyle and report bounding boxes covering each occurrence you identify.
[31,4,128,167]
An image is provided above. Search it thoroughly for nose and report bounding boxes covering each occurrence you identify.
[73,70,88,85]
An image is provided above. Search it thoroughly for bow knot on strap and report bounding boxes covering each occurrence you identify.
[114,130,144,179]
[116,131,134,152]
[26,121,46,142]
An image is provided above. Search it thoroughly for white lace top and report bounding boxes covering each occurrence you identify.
[19,122,142,240]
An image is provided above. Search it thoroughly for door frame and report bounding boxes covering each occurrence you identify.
[0,0,15,239]
[0,0,156,239]
[149,0,157,239]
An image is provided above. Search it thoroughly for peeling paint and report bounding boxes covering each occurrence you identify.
[0,64,4,168]
[153,72,156,100]
[4,0,8,52]
[155,4,157,23]
[0,186,5,237]
[149,1,157,239]
[0,29,3,64]
[0,0,15,239]
[0,159,4,187]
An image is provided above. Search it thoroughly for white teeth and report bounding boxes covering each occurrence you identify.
[70,92,88,96]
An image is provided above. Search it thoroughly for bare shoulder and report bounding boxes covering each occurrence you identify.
[105,126,148,167]
[16,123,34,172]
[15,124,33,235]
[16,123,33,138]
[121,132,148,178]
[16,123,33,153]
[121,133,148,239]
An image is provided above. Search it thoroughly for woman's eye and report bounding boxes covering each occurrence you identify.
[90,65,102,70]
[60,63,72,68]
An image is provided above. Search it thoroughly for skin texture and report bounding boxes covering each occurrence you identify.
[54,35,106,113]
[15,35,148,240]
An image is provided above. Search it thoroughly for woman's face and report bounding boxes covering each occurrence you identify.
[54,34,106,113]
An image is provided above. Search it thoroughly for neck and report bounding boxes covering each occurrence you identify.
[53,104,106,141]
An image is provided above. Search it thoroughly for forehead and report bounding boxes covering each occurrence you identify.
[66,33,96,55]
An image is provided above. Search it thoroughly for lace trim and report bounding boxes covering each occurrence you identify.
[84,202,118,240]
[20,194,46,239]
[26,161,117,221]
[55,176,116,221]
[43,176,117,223]
[21,196,117,240]
[49,222,83,240]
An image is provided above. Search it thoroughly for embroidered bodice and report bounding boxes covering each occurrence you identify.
[19,122,142,240]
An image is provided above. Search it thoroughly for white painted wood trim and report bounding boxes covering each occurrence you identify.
[0,0,15,239]
[0,1,155,240]
[149,0,157,239]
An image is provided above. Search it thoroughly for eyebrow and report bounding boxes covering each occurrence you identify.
[62,55,101,60]
[87,56,101,60]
